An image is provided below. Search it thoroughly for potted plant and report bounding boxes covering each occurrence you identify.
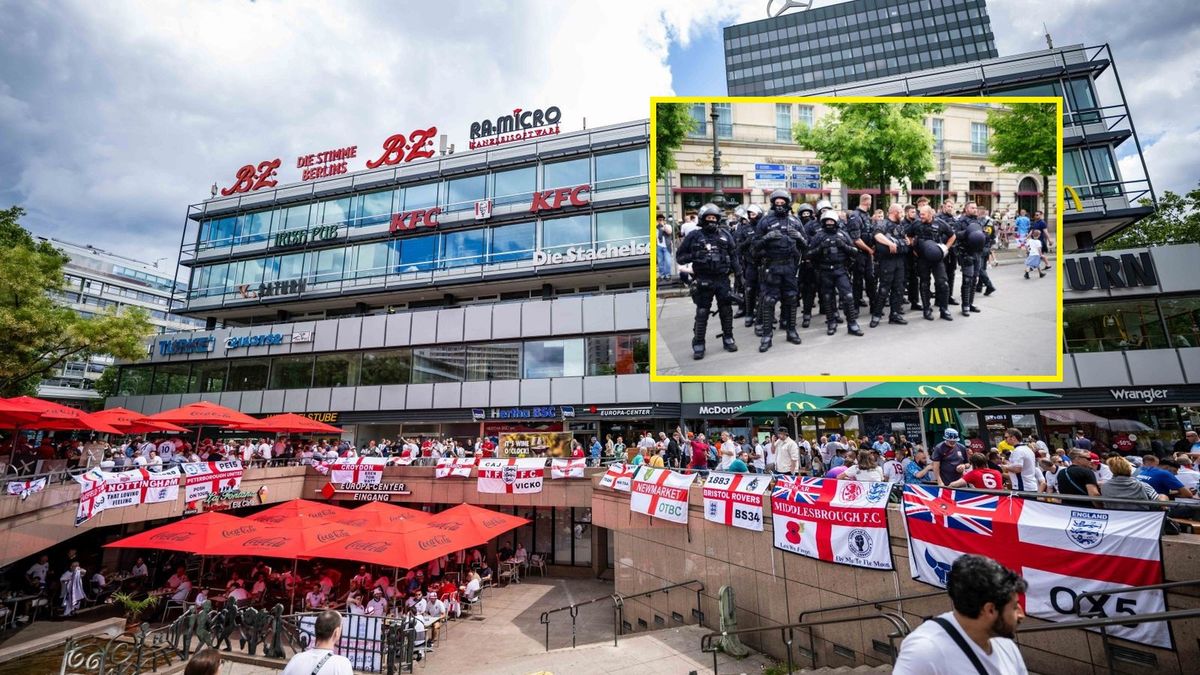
[110,591,158,632]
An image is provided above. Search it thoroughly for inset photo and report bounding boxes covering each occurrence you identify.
[651,97,1063,381]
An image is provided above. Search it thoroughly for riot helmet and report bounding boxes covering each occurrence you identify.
[815,199,833,214]
[734,206,748,220]
[796,202,815,224]
[768,189,791,217]
[747,204,763,222]
[818,209,839,231]
[698,203,722,232]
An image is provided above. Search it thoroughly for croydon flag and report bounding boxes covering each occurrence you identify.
[630,466,695,524]
[771,475,894,570]
[903,485,1170,648]
[702,472,771,531]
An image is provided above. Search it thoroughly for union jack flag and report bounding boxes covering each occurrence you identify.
[903,485,998,536]
[772,474,825,504]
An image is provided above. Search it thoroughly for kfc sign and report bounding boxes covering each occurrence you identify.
[530,184,590,213]
[389,208,441,234]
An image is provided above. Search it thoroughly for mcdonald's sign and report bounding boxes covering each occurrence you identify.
[1064,185,1083,211]
[916,385,968,396]
[785,401,818,411]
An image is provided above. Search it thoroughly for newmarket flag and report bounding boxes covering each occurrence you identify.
[629,466,695,524]
[435,457,475,479]
[702,472,771,531]
[182,461,244,502]
[6,476,47,500]
[598,462,635,491]
[550,458,586,479]
[771,475,894,570]
[477,458,545,494]
[903,485,1170,648]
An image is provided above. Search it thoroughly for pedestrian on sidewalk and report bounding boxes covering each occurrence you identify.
[1022,229,1046,279]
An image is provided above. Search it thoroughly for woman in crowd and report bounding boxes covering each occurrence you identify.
[842,450,884,481]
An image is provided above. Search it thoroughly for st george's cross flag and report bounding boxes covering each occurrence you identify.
[329,457,387,485]
[771,475,894,570]
[182,460,244,502]
[6,476,47,500]
[74,470,107,526]
[550,458,587,479]
[598,462,636,491]
[903,485,1171,648]
[435,457,475,479]
[630,466,696,524]
[702,472,771,531]
[477,458,545,494]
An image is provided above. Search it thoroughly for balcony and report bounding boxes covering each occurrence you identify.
[1063,177,1155,249]
[1063,103,1135,149]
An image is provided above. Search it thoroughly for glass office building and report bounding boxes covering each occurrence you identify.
[725,0,998,96]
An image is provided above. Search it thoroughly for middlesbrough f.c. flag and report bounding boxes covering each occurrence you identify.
[182,461,244,502]
[550,458,587,479]
[903,485,1170,648]
[477,458,545,494]
[702,472,771,531]
[630,466,695,524]
[771,475,894,570]
[598,462,635,491]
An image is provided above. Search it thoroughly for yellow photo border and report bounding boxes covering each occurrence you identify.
[648,95,1064,384]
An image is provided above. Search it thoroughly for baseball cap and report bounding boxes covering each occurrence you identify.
[1089,452,1100,464]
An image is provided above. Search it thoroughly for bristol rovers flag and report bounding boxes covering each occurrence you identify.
[477,458,545,494]
[771,475,893,570]
[630,466,695,524]
[702,472,770,531]
[903,485,1170,648]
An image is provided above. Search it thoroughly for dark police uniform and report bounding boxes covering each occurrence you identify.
[904,215,921,308]
[676,209,740,359]
[934,209,959,305]
[796,205,822,327]
[975,217,997,295]
[908,214,954,320]
[754,208,806,351]
[809,216,863,336]
[954,213,987,316]
[734,210,761,325]
[872,216,911,325]
[846,207,877,312]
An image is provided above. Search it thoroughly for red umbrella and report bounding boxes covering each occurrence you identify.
[329,502,430,532]
[233,413,344,434]
[245,499,352,526]
[103,512,265,554]
[88,407,190,434]
[425,504,529,544]
[26,412,126,435]
[147,401,259,427]
[303,525,479,569]
[213,522,365,559]
[0,397,125,434]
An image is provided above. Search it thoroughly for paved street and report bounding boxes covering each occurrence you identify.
[655,259,1058,378]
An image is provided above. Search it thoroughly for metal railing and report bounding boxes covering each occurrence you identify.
[538,579,703,651]
[1017,603,1200,674]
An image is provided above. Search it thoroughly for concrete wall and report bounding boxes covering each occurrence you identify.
[592,483,1200,675]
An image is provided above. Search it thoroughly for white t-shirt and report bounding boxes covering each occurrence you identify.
[842,466,885,482]
[894,612,1027,675]
[1008,445,1041,492]
[1176,467,1200,492]
[1096,463,1113,484]
[282,648,354,675]
[1025,238,1043,257]
[1041,467,1060,493]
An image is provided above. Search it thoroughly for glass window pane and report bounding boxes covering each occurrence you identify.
[188,361,226,394]
[319,197,352,225]
[269,355,314,389]
[596,207,649,247]
[207,263,230,295]
[1063,300,1166,353]
[356,189,395,226]
[489,221,535,263]
[277,253,306,281]
[311,248,345,284]
[314,353,361,388]
[398,235,438,272]
[352,241,394,279]
[1088,147,1117,183]
[544,157,589,189]
[523,339,584,378]
[280,204,312,232]
[237,258,264,286]
[594,149,647,191]
[412,346,465,383]
[446,175,487,212]
[466,343,521,381]
[540,214,591,254]
[616,333,649,374]
[227,358,270,391]
[151,363,190,395]
[493,166,536,206]
[1063,149,1086,188]
[441,229,486,268]
[586,336,616,375]
[118,366,153,396]
[554,507,572,565]
[360,349,413,386]
[239,211,272,245]
[1162,298,1200,348]
[403,183,439,210]
[573,508,591,565]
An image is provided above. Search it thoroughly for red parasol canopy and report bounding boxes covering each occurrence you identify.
[425,503,529,543]
[329,501,430,532]
[147,401,259,427]
[208,521,365,559]
[245,499,352,527]
[103,512,266,554]
[88,407,190,434]
[233,413,344,434]
[25,412,126,435]
[0,396,121,434]
[303,524,479,569]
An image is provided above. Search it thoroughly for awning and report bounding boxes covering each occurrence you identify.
[846,189,900,195]
[1015,191,1043,196]
[967,191,1001,196]
[672,187,752,194]
[908,189,957,196]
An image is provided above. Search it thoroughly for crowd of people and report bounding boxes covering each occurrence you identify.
[661,193,1054,359]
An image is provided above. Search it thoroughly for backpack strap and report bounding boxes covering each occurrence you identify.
[310,651,334,675]
[931,616,988,675]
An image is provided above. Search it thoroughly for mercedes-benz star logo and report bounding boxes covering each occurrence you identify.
[767,0,813,18]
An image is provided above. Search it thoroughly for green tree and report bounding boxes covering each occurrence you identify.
[987,102,1057,220]
[1098,185,1200,250]
[655,102,696,178]
[0,206,155,397]
[93,365,120,400]
[793,102,943,209]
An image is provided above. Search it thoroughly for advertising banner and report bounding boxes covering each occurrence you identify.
[550,458,587,479]
[435,457,476,479]
[702,472,771,531]
[477,458,545,494]
[599,462,636,491]
[771,475,894,570]
[903,485,1170,648]
[182,461,245,502]
[499,432,573,458]
[630,466,696,524]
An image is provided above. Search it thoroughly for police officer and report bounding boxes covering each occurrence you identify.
[755,190,807,352]
[795,202,821,328]
[908,204,956,321]
[976,212,998,297]
[871,204,911,327]
[810,209,863,337]
[954,201,988,317]
[935,200,960,306]
[735,204,763,323]
[846,194,878,313]
[902,204,921,310]
[676,204,740,359]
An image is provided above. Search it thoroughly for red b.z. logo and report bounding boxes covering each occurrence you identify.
[367,126,438,169]
[220,159,281,196]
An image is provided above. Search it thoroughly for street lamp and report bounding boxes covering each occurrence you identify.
[709,104,725,208]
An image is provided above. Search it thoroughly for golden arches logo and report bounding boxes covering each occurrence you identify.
[917,385,968,396]
[785,401,818,411]
[1064,185,1083,211]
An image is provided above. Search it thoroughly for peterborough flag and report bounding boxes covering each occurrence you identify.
[702,472,771,531]
[630,466,695,524]
[182,461,244,502]
[550,458,586,479]
[6,476,47,500]
[435,457,475,479]
[477,458,545,494]
[771,475,894,570]
[599,462,635,491]
[903,485,1170,648]
[329,457,386,485]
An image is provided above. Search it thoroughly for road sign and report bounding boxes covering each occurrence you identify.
[790,165,821,176]
[755,163,786,171]
[790,180,823,190]
[754,180,788,190]
[755,172,788,180]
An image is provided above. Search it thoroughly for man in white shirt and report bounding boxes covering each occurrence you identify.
[1001,429,1041,492]
[26,555,49,589]
[773,427,801,475]
[1038,458,1060,493]
[171,574,193,603]
[894,555,1028,675]
[157,438,175,463]
[257,439,272,463]
[717,432,738,471]
[132,449,148,467]
[366,588,388,616]
[756,438,773,473]
[1175,456,1200,492]
[305,589,326,610]
[147,449,163,469]
[282,610,354,675]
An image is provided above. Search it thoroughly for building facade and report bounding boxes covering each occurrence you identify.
[660,101,1052,222]
[725,0,998,96]
[37,238,204,405]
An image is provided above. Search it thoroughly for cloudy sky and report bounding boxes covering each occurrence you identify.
[1,0,1197,282]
